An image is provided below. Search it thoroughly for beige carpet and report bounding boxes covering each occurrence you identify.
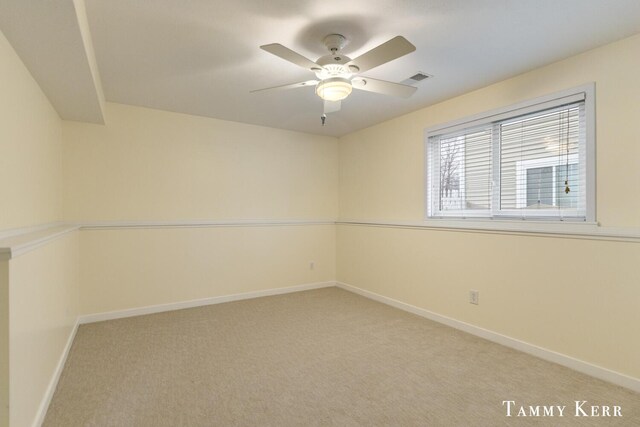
[44,287,639,426]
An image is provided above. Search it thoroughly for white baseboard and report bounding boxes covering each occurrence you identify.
[336,281,640,393]
[78,281,336,324]
[32,319,79,427]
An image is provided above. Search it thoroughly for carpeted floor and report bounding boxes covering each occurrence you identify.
[44,287,639,426]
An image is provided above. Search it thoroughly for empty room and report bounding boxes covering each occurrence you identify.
[1,0,639,426]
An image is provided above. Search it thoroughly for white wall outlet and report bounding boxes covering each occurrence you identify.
[469,290,479,305]
[309,261,315,270]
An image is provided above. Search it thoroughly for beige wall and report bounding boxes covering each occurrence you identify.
[337,226,640,378]
[0,29,63,232]
[63,103,338,222]
[337,34,640,379]
[9,233,80,427]
[0,28,78,427]
[0,262,8,427]
[81,225,335,315]
[62,103,339,315]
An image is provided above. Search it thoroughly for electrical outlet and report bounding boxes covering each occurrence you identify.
[469,290,479,305]
[309,261,315,270]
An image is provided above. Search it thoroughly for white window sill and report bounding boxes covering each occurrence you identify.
[337,218,640,242]
[423,217,599,235]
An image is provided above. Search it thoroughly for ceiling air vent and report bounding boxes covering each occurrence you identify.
[409,72,430,81]
[401,72,433,86]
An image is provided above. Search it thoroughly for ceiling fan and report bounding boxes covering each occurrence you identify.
[252,34,417,122]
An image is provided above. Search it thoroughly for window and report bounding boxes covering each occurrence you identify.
[426,85,594,222]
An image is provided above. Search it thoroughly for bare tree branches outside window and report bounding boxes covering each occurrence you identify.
[439,138,461,207]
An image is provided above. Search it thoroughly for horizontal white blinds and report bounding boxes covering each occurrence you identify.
[499,103,586,218]
[432,128,492,214]
[428,98,587,220]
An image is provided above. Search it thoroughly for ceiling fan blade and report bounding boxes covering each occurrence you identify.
[323,100,341,114]
[346,36,416,74]
[250,80,318,93]
[352,77,417,98]
[260,43,320,71]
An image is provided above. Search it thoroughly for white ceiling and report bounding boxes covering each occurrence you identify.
[4,1,640,136]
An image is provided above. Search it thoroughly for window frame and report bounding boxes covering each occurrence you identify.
[424,83,596,225]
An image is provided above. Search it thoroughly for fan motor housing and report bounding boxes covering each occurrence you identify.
[314,59,353,80]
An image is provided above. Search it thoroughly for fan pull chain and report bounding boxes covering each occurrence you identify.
[564,109,571,194]
[321,114,326,126]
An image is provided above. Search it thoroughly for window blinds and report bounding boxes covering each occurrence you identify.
[499,103,586,218]
[428,97,587,220]
[430,127,492,215]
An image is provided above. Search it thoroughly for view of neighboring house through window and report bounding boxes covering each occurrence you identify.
[426,86,593,222]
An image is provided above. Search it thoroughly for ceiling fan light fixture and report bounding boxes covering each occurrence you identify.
[316,77,352,101]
